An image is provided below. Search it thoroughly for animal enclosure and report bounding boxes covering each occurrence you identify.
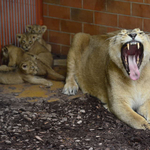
[1,0,150,55]
[0,0,43,50]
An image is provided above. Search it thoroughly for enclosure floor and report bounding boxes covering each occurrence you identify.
[0,64,83,103]
[0,81,64,102]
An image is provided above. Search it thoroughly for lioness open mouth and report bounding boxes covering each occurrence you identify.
[121,41,143,80]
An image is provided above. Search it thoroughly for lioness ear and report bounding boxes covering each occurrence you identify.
[16,34,23,42]
[41,25,47,33]
[133,28,141,32]
[26,25,32,33]
[121,29,127,34]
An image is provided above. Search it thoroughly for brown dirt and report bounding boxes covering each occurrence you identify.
[0,87,150,150]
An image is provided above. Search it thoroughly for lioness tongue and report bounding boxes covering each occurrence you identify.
[128,55,140,80]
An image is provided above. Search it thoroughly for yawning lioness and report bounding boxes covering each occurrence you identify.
[63,28,150,129]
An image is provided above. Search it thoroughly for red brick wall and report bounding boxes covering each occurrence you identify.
[43,0,150,55]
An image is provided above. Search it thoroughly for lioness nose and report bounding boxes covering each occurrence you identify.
[128,33,137,39]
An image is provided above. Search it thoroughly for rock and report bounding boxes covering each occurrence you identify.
[77,120,82,124]
[85,139,91,141]
[75,140,80,142]
[80,109,86,113]
[5,140,11,144]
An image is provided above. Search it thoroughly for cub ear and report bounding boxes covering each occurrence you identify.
[41,25,47,33]
[21,63,28,70]
[26,25,32,33]
[2,47,8,54]
[16,34,23,42]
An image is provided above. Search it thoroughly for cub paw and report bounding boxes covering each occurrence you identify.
[45,81,53,87]
[62,81,79,95]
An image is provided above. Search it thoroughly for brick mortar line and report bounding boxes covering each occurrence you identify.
[117,15,119,27]
[142,18,144,31]
[81,0,83,9]
[43,13,150,22]
[43,1,150,9]
[48,26,150,48]
[46,22,147,34]
[82,23,84,33]
[70,34,72,45]
[113,0,150,5]
[43,1,150,20]
[130,2,132,16]
[60,43,62,53]
[43,3,150,20]
[93,11,95,24]
[43,16,150,32]
[47,26,150,37]
[48,42,70,47]
[47,27,123,35]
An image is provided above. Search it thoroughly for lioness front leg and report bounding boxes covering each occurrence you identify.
[62,33,90,95]
[111,102,150,130]
[62,50,79,95]
[137,100,150,123]
[24,76,53,86]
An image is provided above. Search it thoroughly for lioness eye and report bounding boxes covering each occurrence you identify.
[22,40,25,43]
[32,30,35,33]
[139,32,143,34]
[29,41,32,44]
[39,30,41,33]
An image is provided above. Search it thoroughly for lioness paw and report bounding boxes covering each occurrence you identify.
[62,82,78,95]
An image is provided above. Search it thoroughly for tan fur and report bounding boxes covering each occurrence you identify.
[16,33,64,81]
[0,45,25,72]
[22,54,65,81]
[26,24,51,52]
[1,45,24,67]
[16,33,52,66]
[63,29,150,129]
[0,59,52,86]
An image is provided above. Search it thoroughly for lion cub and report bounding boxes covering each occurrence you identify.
[0,45,25,72]
[1,45,24,66]
[16,33,52,66]
[26,24,51,52]
[0,57,52,86]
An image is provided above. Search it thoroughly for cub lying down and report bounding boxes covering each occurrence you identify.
[63,28,150,129]
[0,58,52,86]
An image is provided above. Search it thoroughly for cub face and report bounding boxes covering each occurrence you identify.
[16,33,38,51]
[26,25,47,39]
[109,28,150,80]
[20,60,38,75]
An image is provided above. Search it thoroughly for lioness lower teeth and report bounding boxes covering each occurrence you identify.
[127,43,129,50]
[137,43,140,49]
